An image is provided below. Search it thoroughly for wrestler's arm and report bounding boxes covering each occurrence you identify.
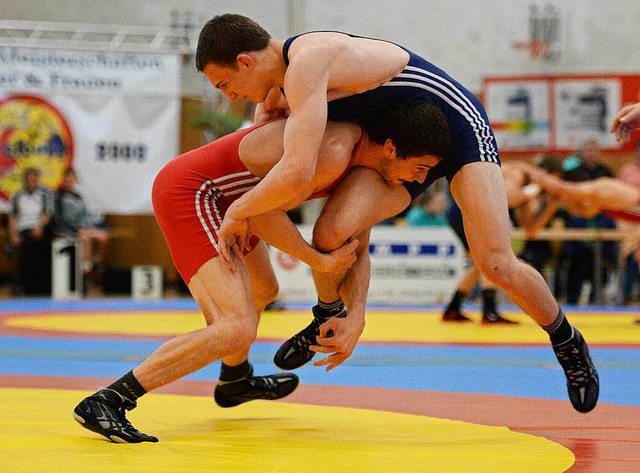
[249,210,358,273]
[228,53,332,221]
[254,88,289,123]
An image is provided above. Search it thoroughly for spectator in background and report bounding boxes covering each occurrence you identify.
[53,167,111,289]
[553,169,618,305]
[8,167,53,295]
[405,189,448,227]
[564,139,614,180]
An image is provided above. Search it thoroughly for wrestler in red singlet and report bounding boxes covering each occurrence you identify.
[152,120,359,283]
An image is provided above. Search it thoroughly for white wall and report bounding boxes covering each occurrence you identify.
[3,0,640,94]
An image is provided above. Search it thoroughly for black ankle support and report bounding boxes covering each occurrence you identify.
[315,299,344,319]
[543,309,574,346]
[219,361,253,383]
[107,370,147,402]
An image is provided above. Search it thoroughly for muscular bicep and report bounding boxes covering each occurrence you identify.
[279,58,333,179]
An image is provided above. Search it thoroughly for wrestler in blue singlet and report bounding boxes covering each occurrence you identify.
[282,33,500,200]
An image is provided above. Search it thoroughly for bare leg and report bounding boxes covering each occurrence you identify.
[312,168,411,301]
[450,162,558,325]
[221,241,278,367]
[133,252,258,391]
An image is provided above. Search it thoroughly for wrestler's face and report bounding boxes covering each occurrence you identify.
[202,58,270,103]
[382,155,441,185]
[380,141,441,185]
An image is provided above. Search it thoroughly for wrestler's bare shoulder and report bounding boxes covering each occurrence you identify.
[286,32,409,96]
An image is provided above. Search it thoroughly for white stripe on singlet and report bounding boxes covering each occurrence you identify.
[195,171,261,250]
[195,181,221,250]
[382,66,498,163]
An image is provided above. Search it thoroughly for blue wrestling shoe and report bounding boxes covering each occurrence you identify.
[552,328,599,413]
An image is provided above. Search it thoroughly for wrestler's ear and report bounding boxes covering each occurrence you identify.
[236,53,254,69]
[383,139,397,160]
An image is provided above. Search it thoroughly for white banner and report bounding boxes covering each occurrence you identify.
[62,94,179,214]
[272,226,465,306]
[0,47,180,214]
[0,47,180,96]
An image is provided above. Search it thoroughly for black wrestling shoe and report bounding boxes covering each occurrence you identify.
[214,372,299,408]
[273,305,347,370]
[73,388,158,443]
[442,308,473,322]
[552,328,599,413]
[481,311,518,324]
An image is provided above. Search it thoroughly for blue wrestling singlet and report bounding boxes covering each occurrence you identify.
[283,33,500,200]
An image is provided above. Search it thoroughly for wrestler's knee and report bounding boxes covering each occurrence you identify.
[218,316,258,353]
[474,249,518,289]
[312,216,356,252]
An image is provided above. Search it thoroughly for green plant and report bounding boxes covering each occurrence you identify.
[188,106,243,139]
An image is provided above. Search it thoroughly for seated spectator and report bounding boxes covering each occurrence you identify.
[405,190,448,227]
[564,138,614,179]
[53,168,111,287]
[8,167,53,295]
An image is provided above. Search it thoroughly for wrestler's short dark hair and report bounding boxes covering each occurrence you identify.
[361,101,452,160]
[196,14,271,71]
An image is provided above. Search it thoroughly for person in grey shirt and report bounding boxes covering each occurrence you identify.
[8,167,53,295]
[53,167,111,287]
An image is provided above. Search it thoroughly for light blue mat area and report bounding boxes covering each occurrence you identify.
[2,335,638,407]
[2,297,639,313]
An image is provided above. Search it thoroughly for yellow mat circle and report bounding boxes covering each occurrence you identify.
[6,310,639,344]
[0,388,573,472]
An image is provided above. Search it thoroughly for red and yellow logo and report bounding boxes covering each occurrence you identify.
[0,94,73,203]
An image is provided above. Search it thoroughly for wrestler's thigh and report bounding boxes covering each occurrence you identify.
[316,167,411,239]
[245,241,279,307]
[188,253,256,326]
[449,162,513,260]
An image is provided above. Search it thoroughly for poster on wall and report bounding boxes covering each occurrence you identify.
[484,80,550,151]
[483,74,640,155]
[554,79,621,150]
[0,47,180,214]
